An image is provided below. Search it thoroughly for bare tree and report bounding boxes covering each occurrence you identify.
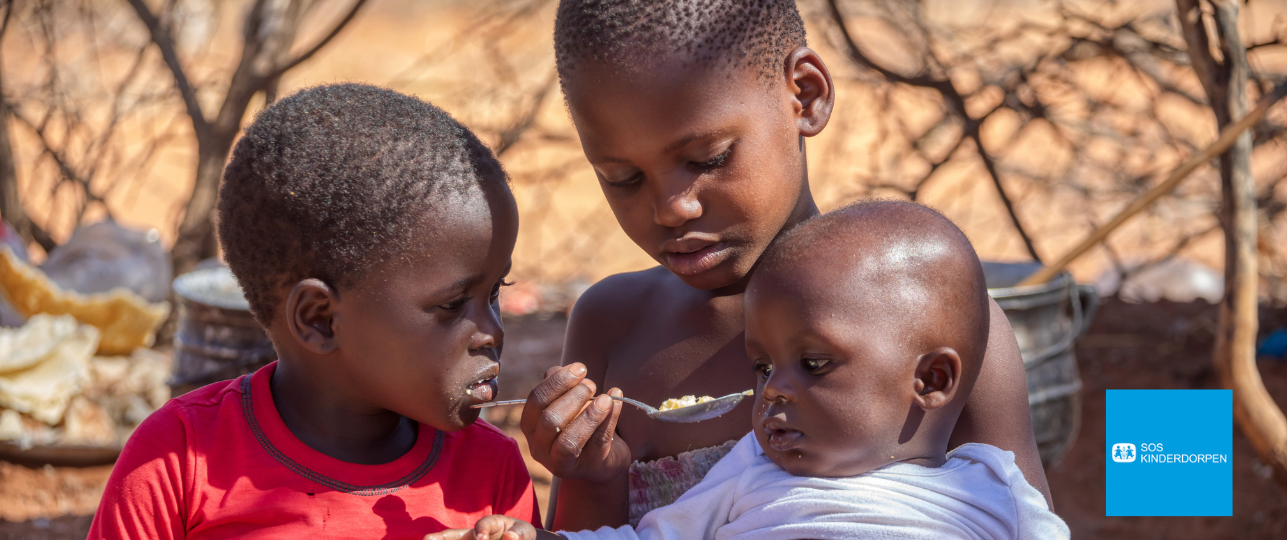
[0,0,55,252]
[809,0,1287,298]
[1176,0,1287,491]
[123,0,367,273]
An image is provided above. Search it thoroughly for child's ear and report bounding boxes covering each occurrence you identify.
[911,347,961,411]
[285,278,339,355]
[784,46,835,138]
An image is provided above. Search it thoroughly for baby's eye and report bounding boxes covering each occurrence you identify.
[754,362,773,379]
[801,357,830,374]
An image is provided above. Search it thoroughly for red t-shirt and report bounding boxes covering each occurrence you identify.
[89,362,540,539]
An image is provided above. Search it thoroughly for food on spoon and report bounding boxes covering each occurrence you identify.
[658,395,716,411]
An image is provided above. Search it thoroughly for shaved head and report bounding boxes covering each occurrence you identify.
[755,200,990,386]
[744,201,991,475]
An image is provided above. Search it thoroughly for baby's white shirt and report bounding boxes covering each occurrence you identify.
[558,432,1069,540]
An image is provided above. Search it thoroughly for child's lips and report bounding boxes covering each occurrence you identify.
[466,364,500,404]
[762,415,803,451]
[467,378,498,404]
[766,428,804,452]
[662,241,729,276]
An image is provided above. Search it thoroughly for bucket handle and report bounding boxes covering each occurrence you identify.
[1023,283,1099,368]
[1075,284,1099,338]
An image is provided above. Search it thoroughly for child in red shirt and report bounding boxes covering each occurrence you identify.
[90,84,539,538]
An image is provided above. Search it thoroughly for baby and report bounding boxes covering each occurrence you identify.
[432,201,1067,540]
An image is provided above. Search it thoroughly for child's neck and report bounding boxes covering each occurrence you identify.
[269,359,419,465]
[892,413,956,469]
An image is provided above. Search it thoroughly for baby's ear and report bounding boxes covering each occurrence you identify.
[784,46,835,138]
[285,278,339,355]
[911,347,961,410]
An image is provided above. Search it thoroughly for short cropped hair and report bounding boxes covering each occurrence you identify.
[217,83,507,325]
[759,200,991,378]
[553,0,807,85]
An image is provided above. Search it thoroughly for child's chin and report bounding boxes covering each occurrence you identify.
[444,407,482,432]
[409,406,481,433]
[671,262,743,291]
[762,444,833,477]
[768,453,822,477]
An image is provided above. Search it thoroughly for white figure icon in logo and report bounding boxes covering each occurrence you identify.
[1112,443,1136,463]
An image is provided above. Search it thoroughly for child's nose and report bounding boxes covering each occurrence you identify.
[652,175,703,228]
[469,304,504,351]
[760,372,796,403]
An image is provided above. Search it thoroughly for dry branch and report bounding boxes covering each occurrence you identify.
[121,0,369,273]
[265,0,369,80]
[824,0,1044,261]
[1016,78,1287,287]
[1203,0,1287,494]
[123,0,211,141]
[495,71,557,157]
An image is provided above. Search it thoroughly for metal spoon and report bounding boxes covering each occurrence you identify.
[471,390,754,423]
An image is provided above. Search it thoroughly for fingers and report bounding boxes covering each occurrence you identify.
[530,364,589,406]
[550,392,615,463]
[589,388,623,450]
[474,515,509,540]
[505,521,538,540]
[522,365,599,457]
[424,530,473,540]
[472,515,536,540]
[529,380,599,460]
[521,364,589,435]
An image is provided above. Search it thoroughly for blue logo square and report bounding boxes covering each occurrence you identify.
[1106,389,1232,516]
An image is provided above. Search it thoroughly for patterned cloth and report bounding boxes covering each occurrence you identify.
[627,439,739,526]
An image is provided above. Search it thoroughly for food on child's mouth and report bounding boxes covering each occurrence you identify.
[467,377,496,402]
[658,395,716,411]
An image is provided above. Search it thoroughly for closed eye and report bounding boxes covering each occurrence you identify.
[603,170,644,189]
[691,146,732,172]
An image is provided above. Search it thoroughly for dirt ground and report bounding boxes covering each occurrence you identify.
[2,300,1286,538]
[1047,299,1287,538]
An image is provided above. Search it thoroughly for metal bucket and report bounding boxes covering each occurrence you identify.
[169,267,276,396]
[983,261,1098,468]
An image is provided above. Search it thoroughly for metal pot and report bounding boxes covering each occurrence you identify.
[169,267,275,396]
[984,261,1099,468]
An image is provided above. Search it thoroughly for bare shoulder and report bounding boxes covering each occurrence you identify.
[568,267,671,327]
[952,297,1053,507]
[563,266,674,381]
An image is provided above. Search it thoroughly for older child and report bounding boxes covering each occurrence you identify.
[518,0,1051,530]
[436,202,1068,540]
[90,84,539,538]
